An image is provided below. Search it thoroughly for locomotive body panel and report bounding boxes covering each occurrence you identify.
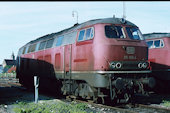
[73,40,94,71]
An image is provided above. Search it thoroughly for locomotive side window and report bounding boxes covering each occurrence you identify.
[18,47,24,55]
[155,39,164,48]
[22,47,26,54]
[88,28,94,40]
[39,41,46,50]
[24,46,29,54]
[154,40,160,48]
[91,28,94,38]
[61,31,77,46]
[28,45,32,53]
[45,38,54,49]
[78,30,85,41]
[32,44,37,52]
[78,27,94,42]
[105,25,124,38]
[18,48,22,55]
[56,36,64,46]
[85,28,92,40]
[28,44,36,53]
[126,27,144,40]
[146,39,164,49]
[160,40,164,47]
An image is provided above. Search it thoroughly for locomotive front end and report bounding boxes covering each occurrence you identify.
[100,23,149,71]
[93,18,155,103]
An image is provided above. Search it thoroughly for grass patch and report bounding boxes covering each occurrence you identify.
[162,100,170,107]
[12,100,89,113]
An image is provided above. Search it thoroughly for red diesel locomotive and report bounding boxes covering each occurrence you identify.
[144,33,170,92]
[16,17,155,104]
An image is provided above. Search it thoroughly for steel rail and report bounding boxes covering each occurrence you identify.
[137,104,170,112]
[74,99,138,113]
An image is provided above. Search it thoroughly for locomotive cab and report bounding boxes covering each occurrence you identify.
[93,22,149,71]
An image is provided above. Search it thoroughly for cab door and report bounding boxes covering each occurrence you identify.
[64,44,72,73]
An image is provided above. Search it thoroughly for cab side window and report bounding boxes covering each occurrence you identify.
[85,28,92,40]
[78,30,85,41]
[78,27,94,42]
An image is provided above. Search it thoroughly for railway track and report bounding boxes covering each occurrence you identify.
[65,96,170,113]
[127,104,170,113]
[74,99,136,113]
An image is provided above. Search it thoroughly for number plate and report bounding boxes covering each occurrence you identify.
[126,47,135,54]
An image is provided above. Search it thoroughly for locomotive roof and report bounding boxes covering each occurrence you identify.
[24,17,137,46]
[144,32,170,40]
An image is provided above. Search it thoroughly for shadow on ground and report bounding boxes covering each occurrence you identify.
[0,86,57,105]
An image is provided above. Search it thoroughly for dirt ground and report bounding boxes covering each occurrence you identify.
[0,77,55,113]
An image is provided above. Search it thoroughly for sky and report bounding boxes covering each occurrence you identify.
[0,1,170,63]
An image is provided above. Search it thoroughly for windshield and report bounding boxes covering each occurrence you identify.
[105,25,124,38]
[126,27,144,40]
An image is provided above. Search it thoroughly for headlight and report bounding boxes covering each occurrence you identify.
[142,62,148,69]
[138,62,148,69]
[138,63,143,68]
[110,62,116,69]
[116,62,122,69]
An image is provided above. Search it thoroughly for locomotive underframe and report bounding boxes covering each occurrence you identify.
[55,70,154,103]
